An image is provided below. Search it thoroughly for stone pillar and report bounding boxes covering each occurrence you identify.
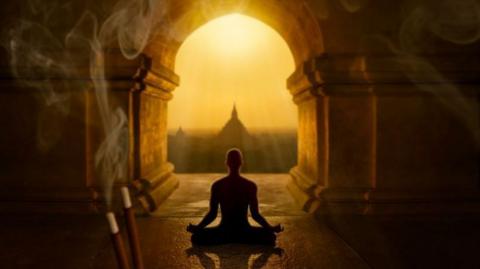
[130,57,179,213]
[289,54,480,215]
[322,86,376,214]
[304,55,377,214]
[287,60,328,212]
[365,55,480,214]
[0,63,100,213]
[287,55,377,213]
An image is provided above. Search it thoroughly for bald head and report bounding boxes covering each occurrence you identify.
[226,148,243,172]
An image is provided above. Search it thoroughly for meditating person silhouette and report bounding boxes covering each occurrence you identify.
[187,148,283,245]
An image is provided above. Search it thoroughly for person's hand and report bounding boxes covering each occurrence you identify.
[187,223,199,234]
[271,224,284,233]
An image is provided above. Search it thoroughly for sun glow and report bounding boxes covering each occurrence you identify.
[169,14,296,131]
[206,14,265,56]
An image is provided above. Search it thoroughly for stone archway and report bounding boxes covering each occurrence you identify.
[98,0,479,216]
[1,0,477,215]
[129,1,327,213]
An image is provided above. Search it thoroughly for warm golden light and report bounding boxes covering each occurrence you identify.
[169,14,296,131]
[205,14,264,57]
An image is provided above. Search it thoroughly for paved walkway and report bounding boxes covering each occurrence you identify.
[144,174,369,269]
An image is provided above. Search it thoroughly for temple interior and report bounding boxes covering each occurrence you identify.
[0,0,479,268]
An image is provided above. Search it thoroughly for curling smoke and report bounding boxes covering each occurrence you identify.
[394,0,480,144]
[428,0,480,45]
[7,20,76,152]
[5,0,162,207]
[305,0,479,143]
[72,0,160,206]
[5,0,479,207]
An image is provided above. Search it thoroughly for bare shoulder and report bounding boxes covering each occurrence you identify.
[240,176,257,190]
[211,177,227,189]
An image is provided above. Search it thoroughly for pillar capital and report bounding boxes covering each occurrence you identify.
[288,53,480,99]
[132,56,180,101]
[287,54,373,102]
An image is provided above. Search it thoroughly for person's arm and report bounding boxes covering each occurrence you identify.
[187,184,219,233]
[249,185,283,233]
[197,192,218,229]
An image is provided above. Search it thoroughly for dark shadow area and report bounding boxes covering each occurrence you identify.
[186,245,284,269]
[0,214,112,269]
[323,215,480,269]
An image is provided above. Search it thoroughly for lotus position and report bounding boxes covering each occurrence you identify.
[187,148,283,245]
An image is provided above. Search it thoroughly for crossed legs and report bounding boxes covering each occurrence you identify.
[191,226,276,246]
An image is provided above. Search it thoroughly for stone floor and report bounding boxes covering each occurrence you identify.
[1,174,479,268]
[148,174,369,268]
[0,174,369,269]
[154,174,304,217]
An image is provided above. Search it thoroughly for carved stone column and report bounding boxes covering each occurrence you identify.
[287,55,377,214]
[364,55,480,214]
[130,57,179,213]
[289,53,480,215]
[315,55,377,214]
[287,59,329,213]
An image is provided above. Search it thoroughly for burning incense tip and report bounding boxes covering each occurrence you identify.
[121,186,132,209]
[106,211,131,269]
[106,212,120,234]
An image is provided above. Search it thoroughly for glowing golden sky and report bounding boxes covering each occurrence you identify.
[168,14,296,131]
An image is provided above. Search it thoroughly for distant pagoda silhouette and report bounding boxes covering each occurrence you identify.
[175,126,186,139]
[216,104,253,149]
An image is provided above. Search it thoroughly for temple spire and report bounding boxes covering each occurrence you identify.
[231,103,238,119]
[176,126,185,137]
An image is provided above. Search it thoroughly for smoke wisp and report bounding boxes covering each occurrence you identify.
[5,0,165,207]
[395,0,480,143]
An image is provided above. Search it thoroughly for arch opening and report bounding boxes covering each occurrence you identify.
[134,3,325,214]
[167,13,298,173]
